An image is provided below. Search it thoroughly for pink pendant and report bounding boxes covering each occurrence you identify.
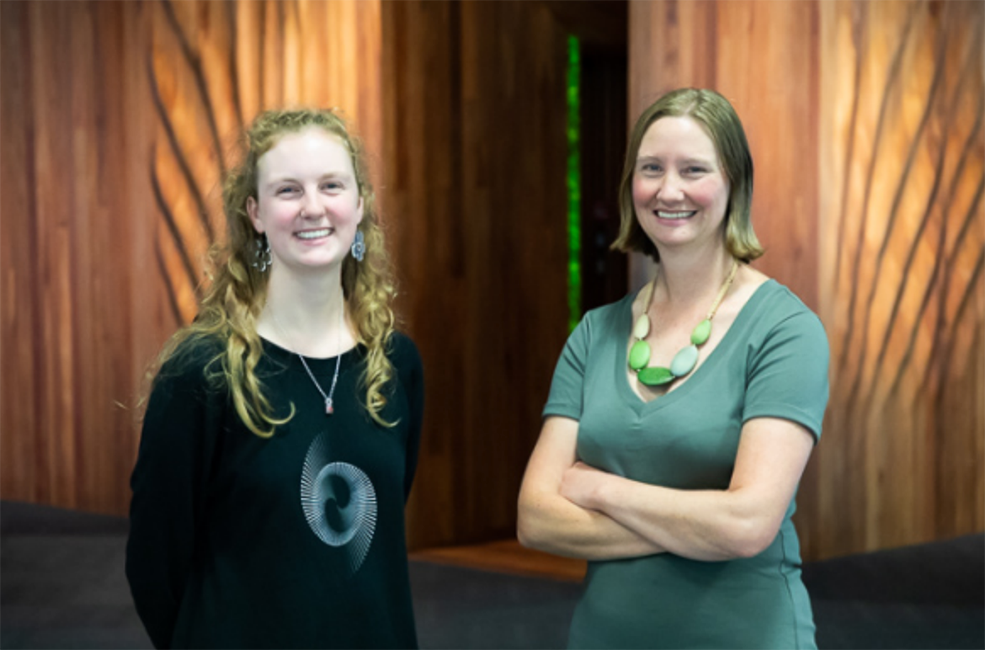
[325,398,334,415]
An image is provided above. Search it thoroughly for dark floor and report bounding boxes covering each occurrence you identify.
[2,500,982,649]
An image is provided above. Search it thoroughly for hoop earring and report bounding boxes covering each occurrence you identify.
[350,230,365,262]
[252,235,272,272]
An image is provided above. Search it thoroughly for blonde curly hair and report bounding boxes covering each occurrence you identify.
[154,108,398,436]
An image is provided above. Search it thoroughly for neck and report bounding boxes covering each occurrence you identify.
[259,263,350,356]
[652,241,735,307]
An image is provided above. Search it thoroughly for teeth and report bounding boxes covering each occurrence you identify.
[657,211,695,220]
[296,228,332,239]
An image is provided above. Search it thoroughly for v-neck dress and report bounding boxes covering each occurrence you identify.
[543,280,829,650]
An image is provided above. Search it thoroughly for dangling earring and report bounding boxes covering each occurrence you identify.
[252,235,272,272]
[350,230,365,262]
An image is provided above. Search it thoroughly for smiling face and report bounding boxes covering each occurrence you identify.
[631,116,730,255]
[247,126,363,275]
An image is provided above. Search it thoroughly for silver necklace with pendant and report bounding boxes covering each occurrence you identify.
[271,302,344,415]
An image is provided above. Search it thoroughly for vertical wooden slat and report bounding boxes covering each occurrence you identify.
[30,1,77,508]
[0,0,38,504]
[382,0,461,547]
[384,0,569,548]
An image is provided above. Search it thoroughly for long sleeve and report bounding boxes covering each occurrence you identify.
[399,335,424,502]
[125,351,223,649]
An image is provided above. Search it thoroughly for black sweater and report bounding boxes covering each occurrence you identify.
[126,333,424,649]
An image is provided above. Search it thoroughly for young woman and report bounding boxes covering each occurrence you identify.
[127,109,423,649]
[518,88,829,649]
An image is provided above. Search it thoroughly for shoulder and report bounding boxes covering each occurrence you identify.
[153,334,226,394]
[744,281,829,357]
[754,282,825,334]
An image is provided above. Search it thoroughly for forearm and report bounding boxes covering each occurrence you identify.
[590,476,770,561]
[517,489,665,560]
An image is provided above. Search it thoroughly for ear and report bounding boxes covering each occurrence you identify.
[246,196,263,233]
[355,195,365,225]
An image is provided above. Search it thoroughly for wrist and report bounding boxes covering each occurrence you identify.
[587,472,615,512]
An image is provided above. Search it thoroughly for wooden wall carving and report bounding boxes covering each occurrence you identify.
[815,0,984,558]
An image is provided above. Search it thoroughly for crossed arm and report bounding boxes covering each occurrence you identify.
[517,415,815,562]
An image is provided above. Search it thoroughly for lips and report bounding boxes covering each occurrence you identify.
[295,227,334,240]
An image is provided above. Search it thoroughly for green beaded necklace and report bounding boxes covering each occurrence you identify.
[628,258,739,386]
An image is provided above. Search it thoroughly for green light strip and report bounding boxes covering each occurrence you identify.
[566,35,582,332]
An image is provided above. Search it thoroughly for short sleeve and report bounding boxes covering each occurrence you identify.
[542,316,591,421]
[743,310,830,442]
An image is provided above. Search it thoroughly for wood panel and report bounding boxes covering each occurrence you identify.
[817,0,984,558]
[1,1,149,514]
[630,0,984,559]
[383,0,570,549]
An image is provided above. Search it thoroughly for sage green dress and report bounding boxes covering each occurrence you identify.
[544,280,829,650]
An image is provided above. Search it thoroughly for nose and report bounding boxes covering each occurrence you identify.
[656,173,685,203]
[300,191,323,219]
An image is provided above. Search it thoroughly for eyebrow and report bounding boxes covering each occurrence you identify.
[264,171,352,187]
[636,155,715,166]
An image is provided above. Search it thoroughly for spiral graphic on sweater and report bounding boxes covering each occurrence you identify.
[300,434,377,575]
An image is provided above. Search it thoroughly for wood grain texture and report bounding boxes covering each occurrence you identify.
[1,1,148,514]
[817,0,984,558]
[383,0,570,549]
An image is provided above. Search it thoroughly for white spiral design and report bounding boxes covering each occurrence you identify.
[300,434,378,575]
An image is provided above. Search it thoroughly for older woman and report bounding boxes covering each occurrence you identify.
[518,88,828,649]
[127,109,423,649]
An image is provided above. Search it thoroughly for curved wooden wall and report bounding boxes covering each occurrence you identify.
[816,0,984,558]
[630,0,984,559]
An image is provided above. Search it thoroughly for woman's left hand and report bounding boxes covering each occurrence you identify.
[560,461,610,510]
